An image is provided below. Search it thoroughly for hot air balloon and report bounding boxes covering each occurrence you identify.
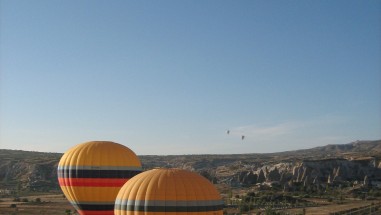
[115,168,224,215]
[57,141,142,215]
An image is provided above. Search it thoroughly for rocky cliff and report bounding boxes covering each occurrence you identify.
[225,157,381,188]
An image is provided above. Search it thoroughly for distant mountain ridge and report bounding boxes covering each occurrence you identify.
[299,140,381,153]
[0,140,380,193]
[269,140,381,159]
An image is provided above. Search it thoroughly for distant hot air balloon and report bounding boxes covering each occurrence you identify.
[241,135,245,140]
[226,130,230,134]
[57,141,142,215]
[115,168,224,215]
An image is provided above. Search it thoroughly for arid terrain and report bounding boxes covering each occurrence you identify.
[0,194,74,215]
[1,140,381,214]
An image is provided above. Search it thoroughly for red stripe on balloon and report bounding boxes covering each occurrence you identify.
[58,177,128,187]
[77,210,114,215]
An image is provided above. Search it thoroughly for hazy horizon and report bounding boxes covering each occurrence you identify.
[1,1,380,155]
[1,139,380,156]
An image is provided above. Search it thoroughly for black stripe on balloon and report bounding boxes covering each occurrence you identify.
[114,204,224,212]
[57,169,142,179]
[77,203,115,211]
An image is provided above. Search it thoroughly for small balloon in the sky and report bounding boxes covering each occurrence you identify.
[241,135,245,140]
[226,130,230,134]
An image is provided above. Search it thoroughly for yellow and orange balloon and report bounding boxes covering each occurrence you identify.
[57,141,142,215]
[114,168,224,215]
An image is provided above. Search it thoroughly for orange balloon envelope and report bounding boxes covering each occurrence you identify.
[115,168,224,215]
[57,141,142,215]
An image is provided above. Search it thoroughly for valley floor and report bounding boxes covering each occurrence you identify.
[1,194,381,215]
[0,194,75,215]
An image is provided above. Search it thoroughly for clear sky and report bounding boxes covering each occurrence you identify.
[1,0,380,155]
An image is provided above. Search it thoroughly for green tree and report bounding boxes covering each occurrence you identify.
[264,206,277,215]
[228,190,233,204]
[16,181,21,197]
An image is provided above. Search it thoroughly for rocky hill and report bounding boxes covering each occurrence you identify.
[0,150,61,193]
[0,140,380,194]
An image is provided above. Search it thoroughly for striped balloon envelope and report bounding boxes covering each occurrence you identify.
[115,168,224,215]
[57,141,142,215]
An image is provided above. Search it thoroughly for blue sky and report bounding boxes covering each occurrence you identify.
[1,0,380,155]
